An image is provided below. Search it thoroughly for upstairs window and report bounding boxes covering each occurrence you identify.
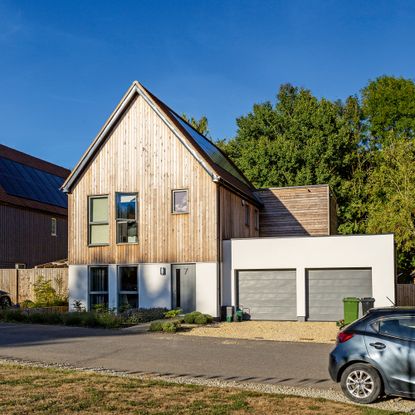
[245,203,250,227]
[51,217,57,236]
[116,193,138,243]
[172,189,189,214]
[254,209,259,230]
[89,196,109,245]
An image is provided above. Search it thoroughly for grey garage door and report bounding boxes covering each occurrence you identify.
[237,270,296,320]
[306,269,372,321]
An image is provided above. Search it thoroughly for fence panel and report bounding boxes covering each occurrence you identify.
[396,284,415,306]
[0,268,68,304]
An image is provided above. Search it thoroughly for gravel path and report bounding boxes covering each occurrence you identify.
[180,321,339,344]
[1,358,413,413]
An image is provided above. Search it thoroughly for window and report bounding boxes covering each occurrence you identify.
[245,203,250,226]
[118,266,138,310]
[89,267,108,309]
[378,317,415,340]
[116,193,138,243]
[89,196,109,245]
[254,209,259,230]
[51,218,57,236]
[172,189,189,213]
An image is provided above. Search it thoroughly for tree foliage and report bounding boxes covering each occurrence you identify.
[181,113,210,137]
[217,76,415,275]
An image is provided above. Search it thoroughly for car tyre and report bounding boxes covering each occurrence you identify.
[340,363,382,404]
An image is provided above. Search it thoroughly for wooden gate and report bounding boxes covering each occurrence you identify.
[396,284,415,306]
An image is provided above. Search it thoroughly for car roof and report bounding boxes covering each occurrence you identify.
[368,307,415,316]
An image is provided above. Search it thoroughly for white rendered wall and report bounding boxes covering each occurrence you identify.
[68,265,88,311]
[139,264,172,309]
[195,262,218,317]
[223,234,395,319]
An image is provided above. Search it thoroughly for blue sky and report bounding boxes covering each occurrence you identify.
[1,0,415,169]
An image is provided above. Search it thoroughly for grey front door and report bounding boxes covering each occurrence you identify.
[172,264,196,313]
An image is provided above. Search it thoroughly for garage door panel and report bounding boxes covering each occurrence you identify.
[307,269,372,321]
[238,270,296,320]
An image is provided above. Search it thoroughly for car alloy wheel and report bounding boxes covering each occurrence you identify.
[340,363,382,404]
[346,369,374,398]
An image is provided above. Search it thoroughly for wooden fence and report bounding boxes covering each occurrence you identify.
[0,268,68,304]
[396,284,415,306]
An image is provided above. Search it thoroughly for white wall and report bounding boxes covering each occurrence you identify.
[139,264,171,309]
[68,265,88,311]
[223,234,395,319]
[196,262,218,317]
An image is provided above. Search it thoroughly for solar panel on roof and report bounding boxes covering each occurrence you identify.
[168,111,251,186]
[0,156,67,208]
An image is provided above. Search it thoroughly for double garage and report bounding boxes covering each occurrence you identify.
[223,234,395,321]
[237,268,372,321]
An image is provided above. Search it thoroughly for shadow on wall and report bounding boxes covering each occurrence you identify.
[256,189,309,237]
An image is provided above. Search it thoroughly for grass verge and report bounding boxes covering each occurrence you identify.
[0,362,405,415]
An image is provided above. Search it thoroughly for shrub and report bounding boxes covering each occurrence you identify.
[95,312,122,329]
[33,276,68,307]
[20,300,35,309]
[0,309,28,323]
[183,311,202,324]
[194,314,209,325]
[123,308,167,324]
[162,320,180,333]
[62,312,84,326]
[149,321,163,332]
[163,309,182,319]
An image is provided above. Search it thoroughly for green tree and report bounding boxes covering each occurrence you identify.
[181,113,210,137]
[365,137,415,274]
[362,76,415,147]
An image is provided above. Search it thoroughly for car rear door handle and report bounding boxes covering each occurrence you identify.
[369,342,386,350]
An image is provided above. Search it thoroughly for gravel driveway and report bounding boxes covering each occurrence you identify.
[180,321,339,344]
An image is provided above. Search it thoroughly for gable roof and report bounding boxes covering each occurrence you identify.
[0,144,70,215]
[62,81,261,205]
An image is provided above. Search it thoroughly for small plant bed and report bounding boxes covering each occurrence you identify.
[0,307,167,329]
[149,310,214,333]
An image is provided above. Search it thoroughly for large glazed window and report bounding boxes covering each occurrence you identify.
[89,267,108,309]
[116,193,138,244]
[172,189,189,214]
[118,266,138,310]
[89,196,109,245]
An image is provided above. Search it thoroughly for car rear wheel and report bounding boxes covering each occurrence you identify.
[0,296,12,309]
[340,363,382,404]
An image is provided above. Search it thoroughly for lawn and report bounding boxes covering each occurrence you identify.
[0,363,406,415]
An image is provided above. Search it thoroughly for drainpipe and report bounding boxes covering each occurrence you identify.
[216,182,222,319]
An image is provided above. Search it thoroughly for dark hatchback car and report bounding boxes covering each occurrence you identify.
[329,307,415,404]
[0,290,12,309]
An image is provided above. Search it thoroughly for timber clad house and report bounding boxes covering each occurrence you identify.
[64,81,395,321]
[0,144,69,269]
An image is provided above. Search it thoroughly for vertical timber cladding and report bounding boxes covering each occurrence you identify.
[254,185,334,237]
[237,270,297,320]
[306,269,372,321]
[68,94,218,265]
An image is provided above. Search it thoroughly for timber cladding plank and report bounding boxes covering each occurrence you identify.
[68,95,218,265]
[254,185,334,237]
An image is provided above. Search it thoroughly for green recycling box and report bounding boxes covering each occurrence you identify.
[343,297,360,325]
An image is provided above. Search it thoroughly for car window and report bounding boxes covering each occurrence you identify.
[378,316,415,340]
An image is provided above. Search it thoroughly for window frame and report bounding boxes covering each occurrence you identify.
[244,203,250,227]
[172,189,189,214]
[118,265,139,310]
[88,195,110,247]
[254,209,259,231]
[89,266,109,310]
[115,192,139,245]
[51,217,57,236]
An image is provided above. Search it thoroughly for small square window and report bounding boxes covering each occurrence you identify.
[51,218,57,236]
[172,190,189,214]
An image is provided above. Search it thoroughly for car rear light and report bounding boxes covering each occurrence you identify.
[337,332,354,343]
